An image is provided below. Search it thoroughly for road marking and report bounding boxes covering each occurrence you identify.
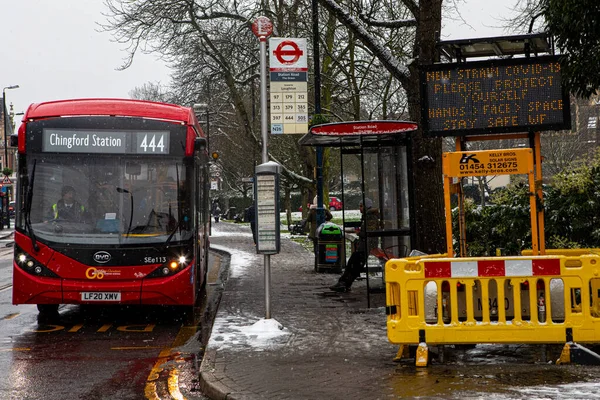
[68,324,84,332]
[145,325,198,399]
[168,368,184,400]
[144,381,160,400]
[3,312,19,320]
[117,324,155,332]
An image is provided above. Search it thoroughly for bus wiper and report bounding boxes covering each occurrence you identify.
[165,218,179,246]
[24,160,39,252]
[116,187,133,237]
[165,164,182,247]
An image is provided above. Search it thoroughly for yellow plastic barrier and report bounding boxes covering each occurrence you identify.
[386,254,600,363]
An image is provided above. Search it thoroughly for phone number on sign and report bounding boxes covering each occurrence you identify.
[459,162,518,171]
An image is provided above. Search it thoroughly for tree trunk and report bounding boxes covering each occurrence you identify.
[407,0,446,254]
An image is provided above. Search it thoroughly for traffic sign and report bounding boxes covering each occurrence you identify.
[251,16,273,39]
[2,176,12,184]
[269,38,307,71]
[269,37,308,135]
[273,40,303,65]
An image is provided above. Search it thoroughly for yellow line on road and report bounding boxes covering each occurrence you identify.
[145,325,198,399]
[3,313,19,320]
[144,252,221,398]
[168,368,184,400]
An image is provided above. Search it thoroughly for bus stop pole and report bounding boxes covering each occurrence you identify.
[258,19,272,319]
[312,0,325,226]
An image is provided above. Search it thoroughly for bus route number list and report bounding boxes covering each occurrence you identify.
[256,175,279,253]
[421,56,571,136]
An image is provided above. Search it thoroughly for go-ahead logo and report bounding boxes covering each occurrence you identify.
[86,267,105,279]
[93,251,112,264]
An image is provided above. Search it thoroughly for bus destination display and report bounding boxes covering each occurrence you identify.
[42,129,170,154]
[421,56,571,136]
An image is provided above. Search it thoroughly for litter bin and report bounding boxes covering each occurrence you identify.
[316,222,343,273]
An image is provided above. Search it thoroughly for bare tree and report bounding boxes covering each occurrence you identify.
[319,0,446,253]
[102,0,451,252]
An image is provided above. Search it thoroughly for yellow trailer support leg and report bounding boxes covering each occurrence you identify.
[393,345,410,362]
[556,342,572,365]
[415,343,429,367]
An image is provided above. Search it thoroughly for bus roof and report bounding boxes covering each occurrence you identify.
[22,98,200,127]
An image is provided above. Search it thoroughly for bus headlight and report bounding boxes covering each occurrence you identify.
[15,246,60,278]
[146,254,192,278]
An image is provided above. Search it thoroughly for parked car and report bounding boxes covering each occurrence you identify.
[329,197,343,211]
[298,197,343,212]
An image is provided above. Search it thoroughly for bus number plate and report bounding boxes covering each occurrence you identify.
[81,292,121,301]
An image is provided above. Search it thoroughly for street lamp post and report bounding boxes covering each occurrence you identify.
[2,85,19,229]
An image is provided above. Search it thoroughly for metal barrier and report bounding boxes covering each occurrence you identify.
[386,254,600,366]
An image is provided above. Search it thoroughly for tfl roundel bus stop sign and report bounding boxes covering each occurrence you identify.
[269,38,307,71]
[269,38,309,135]
[251,16,273,39]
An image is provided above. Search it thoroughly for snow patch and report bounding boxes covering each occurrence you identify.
[209,244,259,279]
[208,316,290,351]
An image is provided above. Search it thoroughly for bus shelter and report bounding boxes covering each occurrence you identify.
[299,121,418,303]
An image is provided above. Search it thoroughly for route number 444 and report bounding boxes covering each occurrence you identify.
[140,134,166,153]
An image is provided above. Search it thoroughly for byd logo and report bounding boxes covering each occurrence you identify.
[93,251,112,264]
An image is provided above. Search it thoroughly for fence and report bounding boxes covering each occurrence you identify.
[386,254,600,365]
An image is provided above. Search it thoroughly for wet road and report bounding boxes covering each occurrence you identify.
[389,344,600,399]
[0,244,217,400]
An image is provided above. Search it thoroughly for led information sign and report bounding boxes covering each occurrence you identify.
[443,148,533,178]
[42,129,170,154]
[421,55,571,136]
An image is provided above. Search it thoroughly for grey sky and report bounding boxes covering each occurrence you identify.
[1,0,516,117]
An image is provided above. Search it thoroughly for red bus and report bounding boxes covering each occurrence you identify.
[11,98,211,315]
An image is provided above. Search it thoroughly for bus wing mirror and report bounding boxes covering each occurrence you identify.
[194,137,207,152]
[10,134,18,148]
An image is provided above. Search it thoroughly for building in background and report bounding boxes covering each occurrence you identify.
[0,98,17,171]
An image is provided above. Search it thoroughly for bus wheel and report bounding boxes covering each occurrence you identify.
[37,304,59,314]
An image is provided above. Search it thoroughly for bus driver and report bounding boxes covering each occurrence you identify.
[50,185,86,222]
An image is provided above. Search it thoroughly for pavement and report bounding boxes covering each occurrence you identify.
[200,221,403,400]
[0,228,14,248]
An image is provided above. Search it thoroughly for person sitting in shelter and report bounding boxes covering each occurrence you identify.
[307,195,333,254]
[329,198,379,292]
[50,185,86,222]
